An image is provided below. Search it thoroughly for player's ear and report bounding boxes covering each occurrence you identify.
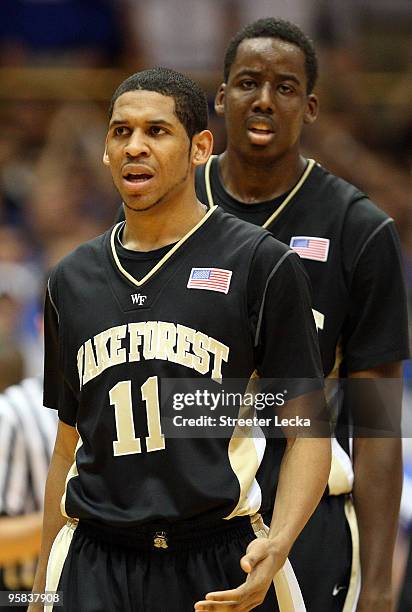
[304,93,319,125]
[191,130,214,168]
[103,136,110,166]
[214,83,226,117]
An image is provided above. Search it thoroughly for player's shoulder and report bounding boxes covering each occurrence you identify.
[212,205,288,253]
[312,163,365,202]
[212,206,292,270]
[314,163,389,227]
[49,230,109,285]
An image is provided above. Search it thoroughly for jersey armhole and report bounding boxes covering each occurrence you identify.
[47,278,59,321]
[350,217,393,274]
[253,249,294,348]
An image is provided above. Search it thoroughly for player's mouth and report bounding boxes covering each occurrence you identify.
[246,117,275,146]
[122,166,154,192]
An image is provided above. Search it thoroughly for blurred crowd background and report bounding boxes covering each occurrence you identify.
[0,0,411,603]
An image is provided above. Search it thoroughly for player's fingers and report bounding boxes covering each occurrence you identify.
[194,586,257,610]
[195,585,244,612]
[194,599,238,610]
[194,584,264,611]
[240,554,254,574]
[205,587,242,601]
[194,599,260,611]
[194,599,241,609]
[241,538,271,573]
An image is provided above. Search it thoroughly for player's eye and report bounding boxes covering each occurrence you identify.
[148,126,166,136]
[114,126,129,136]
[239,79,256,90]
[278,84,294,95]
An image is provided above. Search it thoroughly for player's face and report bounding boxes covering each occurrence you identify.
[215,38,318,163]
[104,91,193,212]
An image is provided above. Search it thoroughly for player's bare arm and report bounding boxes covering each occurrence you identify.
[351,361,403,612]
[195,432,331,611]
[194,242,331,611]
[191,16,409,612]
[28,420,79,612]
[39,68,327,610]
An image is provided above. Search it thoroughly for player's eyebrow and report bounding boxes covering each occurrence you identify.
[276,72,301,85]
[146,119,175,129]
[109,119,128,128]
[109,118,175,129]
[233,68,301,85]
[233,68,262,79]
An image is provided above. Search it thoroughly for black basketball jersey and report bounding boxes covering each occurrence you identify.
[196,157,409,379]
[44,206,322,527]
[196,158,409,497]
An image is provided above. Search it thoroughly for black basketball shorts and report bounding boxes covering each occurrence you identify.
[44,515,291,612]
[288,495,357,612]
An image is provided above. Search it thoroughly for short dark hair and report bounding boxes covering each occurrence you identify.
[223,18,318,93]
[108,67,208,140]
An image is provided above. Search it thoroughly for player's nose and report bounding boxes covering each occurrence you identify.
[251,82,274,114]
[125,130,150,158]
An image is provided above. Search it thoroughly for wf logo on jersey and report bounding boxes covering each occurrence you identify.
[187,268,232,294]
[290,236,330,262]
[131,293,147,306]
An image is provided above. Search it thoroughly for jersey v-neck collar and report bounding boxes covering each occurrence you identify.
[203,155,316,228]
[109,205,218,288]
[115,222,177,262]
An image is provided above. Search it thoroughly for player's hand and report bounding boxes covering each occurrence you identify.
[194,537,286,611]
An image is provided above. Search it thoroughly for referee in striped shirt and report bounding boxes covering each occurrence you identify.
[0,376,57,611]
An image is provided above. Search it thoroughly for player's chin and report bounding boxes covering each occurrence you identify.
[243,143,282,163]
[123,199,159,213]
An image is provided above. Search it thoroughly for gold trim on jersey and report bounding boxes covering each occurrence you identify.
[325,345,358,608]
[329,439,353,495]
[224,371,265,519]
[61,434,83,519]
[342,498,361,611]
[204,153,215,210]
[262,159,316,228]
[326,343,354,495]
[45,521,78,612]
[203,155,316,229]
[110,206,218,288]
[251,515,306,611]
[224,427,264,519]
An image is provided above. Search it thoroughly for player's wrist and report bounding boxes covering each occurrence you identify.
[356,584,392,609]
[360,568,392,590]
[356,590,392,611]
[265,534,291,564]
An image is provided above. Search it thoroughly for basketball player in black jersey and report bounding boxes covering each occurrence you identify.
[191,18,409,612]
[30,68,330,612]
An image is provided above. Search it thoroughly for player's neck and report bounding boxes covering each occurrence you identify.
[219,149,307,204]
[121,191,207,253]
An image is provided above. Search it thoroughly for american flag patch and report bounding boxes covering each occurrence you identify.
[187,268,232,294]
[290,236,330,262]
